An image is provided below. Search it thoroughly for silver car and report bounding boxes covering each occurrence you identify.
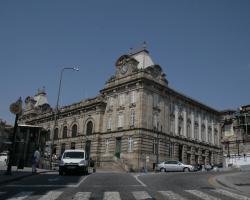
[157,160,194,172]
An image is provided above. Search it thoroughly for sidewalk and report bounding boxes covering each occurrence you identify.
[0,161,51,185]
[213,171,250,195]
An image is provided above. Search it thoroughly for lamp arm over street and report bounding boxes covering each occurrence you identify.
[49,67,79,170]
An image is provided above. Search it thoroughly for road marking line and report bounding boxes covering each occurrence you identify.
[6,191,33,200]
[103,191,121,200]
[75,175,89,187]
[73,192,91,200]
[212,189,250,200]
[185,190,221,200]
[132,191,152,200]
[37,191,63,200]
[159,190,187,200]
[133,175,147,187]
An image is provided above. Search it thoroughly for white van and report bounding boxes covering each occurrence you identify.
[59,149,88,175]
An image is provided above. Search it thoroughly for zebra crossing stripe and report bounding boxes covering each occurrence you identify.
[37,191,63,200]
[103,191,121,200]
[212,189,250,200]
[6,191,33,200]
[185,190,221,200]
[73,192,91,200]
[159,190,187,200]
[132,191,152,200]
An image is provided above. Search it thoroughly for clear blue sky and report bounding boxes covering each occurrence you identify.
[0,0,250,124]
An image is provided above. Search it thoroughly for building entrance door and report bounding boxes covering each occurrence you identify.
[85,140,91,160]
[179,145,183,162]
[115,137,121,159]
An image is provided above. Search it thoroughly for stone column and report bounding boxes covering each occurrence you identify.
[198,115,202,141]
[191,112,194,139]
[205,118,208,143]
[190,147,196,165]
[198,148,202,164]
[183,109,187,137]
[182,145,187,164]
[174,105,178,136]
[212,120,215,144]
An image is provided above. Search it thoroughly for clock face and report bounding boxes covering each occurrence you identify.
[120,63,128,74]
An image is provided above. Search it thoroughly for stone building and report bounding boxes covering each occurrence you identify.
[221,105,250,167]
[0,119,12,152]
[19,48,222,171]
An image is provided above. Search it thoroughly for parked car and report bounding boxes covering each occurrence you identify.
[0,152,8,164]
[59,149,88,175]
[157,160,194,172]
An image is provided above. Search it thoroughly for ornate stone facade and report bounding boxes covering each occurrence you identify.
[19,48,222,171]
[221,105,250,167]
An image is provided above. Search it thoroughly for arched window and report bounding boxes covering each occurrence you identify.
[214,129,218,145]
[208,127,212,143]
[187,122,191,138]
[54,128,58,140]
[86,121,93,135]
[178,117,183,136]
[194,123,199,140]
[201,125,205,142]
[170,116,175,134]
[63,126,67,138]
[72,124,77,137]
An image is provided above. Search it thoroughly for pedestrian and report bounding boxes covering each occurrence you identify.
[32,147,40,173]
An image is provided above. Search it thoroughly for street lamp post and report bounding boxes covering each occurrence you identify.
[49,67,79,170]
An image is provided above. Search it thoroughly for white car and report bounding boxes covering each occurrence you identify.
[0,152,8,164]
[59,149,88,175]
[157,160,194,172]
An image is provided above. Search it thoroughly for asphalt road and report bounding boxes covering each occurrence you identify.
[0,171,250,200]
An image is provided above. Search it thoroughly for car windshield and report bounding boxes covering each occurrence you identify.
[63,152,84,159]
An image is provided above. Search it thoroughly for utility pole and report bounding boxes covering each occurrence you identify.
[6,98,22,175]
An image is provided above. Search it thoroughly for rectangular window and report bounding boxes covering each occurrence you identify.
[130,109,136,126]
[170,118,175,134]
[153,94,159,108]
[119,94,125,106]
[118,113,124,128]
[153,114,159,129]
[128,137,133,153]
[107,116,112,130]
[224,124,233,136]
[131,91,136,104]
[105,139,109,153]
[109,96,113,107]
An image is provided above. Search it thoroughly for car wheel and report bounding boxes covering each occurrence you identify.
[160,168,166,172]
[183,167,190,172]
